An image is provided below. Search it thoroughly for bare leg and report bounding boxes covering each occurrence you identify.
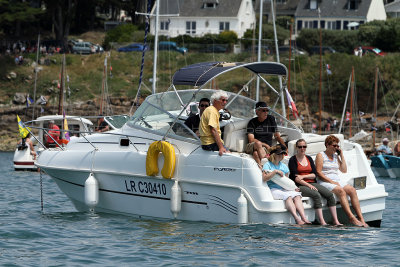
[254,140,267,162]
[285,197,304,225]
[315,208,328,225]
[332,186,362,226]
[328,206,343,226]
[293,196,311,224]
[252,151,262,169]
[344,185,369,227]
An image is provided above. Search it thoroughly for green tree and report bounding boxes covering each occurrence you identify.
[0,0,43,37]
[43,0,77,48]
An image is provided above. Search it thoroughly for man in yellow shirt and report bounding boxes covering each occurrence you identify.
[199,91,229,156]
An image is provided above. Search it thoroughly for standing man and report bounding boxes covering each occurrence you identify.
[46,120,60,147]
[246,101,287,168]
[199,91,229,156]
[184,97,210,136]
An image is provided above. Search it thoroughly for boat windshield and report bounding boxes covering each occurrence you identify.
[127,89,301,140]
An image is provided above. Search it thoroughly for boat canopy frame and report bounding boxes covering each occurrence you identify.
[162,61,289,140]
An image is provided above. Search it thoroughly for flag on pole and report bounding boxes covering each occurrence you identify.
[26,95,34,107]
[17,115,30,138]
[285,89,299,118]
[63,111,70,141]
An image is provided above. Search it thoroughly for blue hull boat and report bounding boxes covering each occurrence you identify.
[371,154,400,178]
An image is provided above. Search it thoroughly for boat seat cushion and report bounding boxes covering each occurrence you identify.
[223,119,250,152]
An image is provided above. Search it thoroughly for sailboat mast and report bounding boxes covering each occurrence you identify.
[373,67,378,147]
[32,33,40,121]
[58,54,65,115]
[287,21,292,119]
[255,0,263,102]
[152,0,159,94]
[318,8,322,134]
[100,56,107,115]
[349,66,355,138]
[270,0,286,118]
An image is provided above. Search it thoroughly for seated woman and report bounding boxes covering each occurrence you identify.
[315,135,368,227]
[262,145,311,225]
[289,139,341,226]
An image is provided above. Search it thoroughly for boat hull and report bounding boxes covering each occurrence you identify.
[13,148,37,171]
[371,155,400,178]
[38,146,387,226]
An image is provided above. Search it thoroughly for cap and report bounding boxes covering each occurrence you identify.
[49,120,55,123]
[382,138,389,143]
[255,101,268,110]
[270,146,286,155]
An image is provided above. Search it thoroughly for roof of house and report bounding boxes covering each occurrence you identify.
[295,0,373,18]
[157,0,243,17]
[385,0,400,12]
[255,0,300,16]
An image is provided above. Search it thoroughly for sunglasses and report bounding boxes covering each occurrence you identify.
[220,99,228,102]
[331,144,339,148]
[297,146,307,149]
[199,104,209,108]
[259,109,269,112]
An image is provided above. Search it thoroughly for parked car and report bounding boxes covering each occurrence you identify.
[71,41,93,54]
[355,46,386,56]
[91,42,104,53]
[118,43,149,52]
[158,41,188,54]
[310,46,336,55]
[278,46,307,56]
[200,45,228,53]
[244,45,271,55]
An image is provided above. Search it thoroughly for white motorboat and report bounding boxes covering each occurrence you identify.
[36,62,387,226]
[14,115,94,170]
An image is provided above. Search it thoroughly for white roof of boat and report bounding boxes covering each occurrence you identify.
[32,115,93,125]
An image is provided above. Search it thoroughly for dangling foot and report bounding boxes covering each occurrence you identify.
[333,220,343,226]
[295,217,305,225]
[361,221,369,227]
[349,216,363,227]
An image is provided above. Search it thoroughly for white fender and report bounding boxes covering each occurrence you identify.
[237,191,248,224]
[170,180,181,218]
[85,173,99,209]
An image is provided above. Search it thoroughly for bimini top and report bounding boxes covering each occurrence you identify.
[172,61,287,87]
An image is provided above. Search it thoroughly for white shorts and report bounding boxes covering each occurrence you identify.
[318,178,348,191]
[271,188,302,201]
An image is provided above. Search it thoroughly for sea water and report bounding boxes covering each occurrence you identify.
[1,152,399,266]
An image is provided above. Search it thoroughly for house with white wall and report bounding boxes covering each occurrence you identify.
[385,0,400,17]
[295,0,387,35]
[150,0,256,38]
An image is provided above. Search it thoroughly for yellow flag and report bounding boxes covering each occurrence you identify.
[17,115,30,138]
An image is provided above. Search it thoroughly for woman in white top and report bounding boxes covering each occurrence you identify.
[315,135,368,227]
